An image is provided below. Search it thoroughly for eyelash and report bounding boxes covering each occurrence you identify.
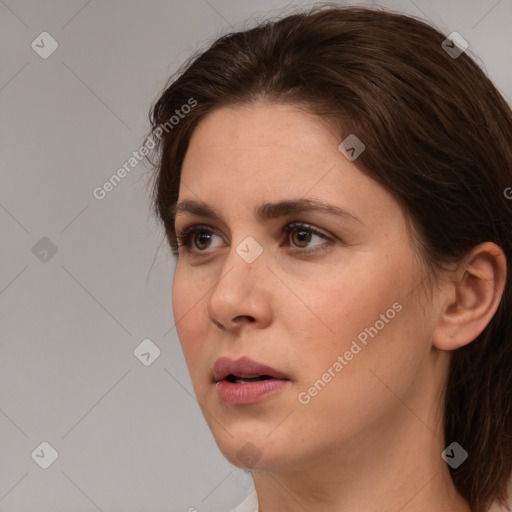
[175,222,334,256]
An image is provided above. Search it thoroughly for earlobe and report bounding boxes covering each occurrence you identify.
[432,242,507,351]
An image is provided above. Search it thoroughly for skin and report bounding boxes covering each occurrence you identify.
[171,102,506,512]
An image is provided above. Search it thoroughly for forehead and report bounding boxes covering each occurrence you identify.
[188,101,337,152]
[181,103,343,190]
[178,102,404,232]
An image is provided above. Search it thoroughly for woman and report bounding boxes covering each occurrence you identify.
[146,5,512,512]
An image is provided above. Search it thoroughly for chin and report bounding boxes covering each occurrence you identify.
[211,426,293,471]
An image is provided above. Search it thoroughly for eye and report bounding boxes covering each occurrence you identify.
[282,222,333,254]
[175,222,334,256]
[176,224,224,253]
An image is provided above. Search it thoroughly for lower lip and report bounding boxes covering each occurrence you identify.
[215,379,289,405]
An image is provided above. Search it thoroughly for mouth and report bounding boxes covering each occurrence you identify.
[224,374,274,384]
[212,356,290,383]
[212,357,291,405]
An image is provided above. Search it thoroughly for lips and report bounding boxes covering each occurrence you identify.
[212,356,290,406]
[212,356,289,383]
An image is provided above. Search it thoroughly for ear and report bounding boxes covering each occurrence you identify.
[432,242,507,351]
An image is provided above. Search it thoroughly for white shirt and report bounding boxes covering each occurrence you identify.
[230,490,259,512]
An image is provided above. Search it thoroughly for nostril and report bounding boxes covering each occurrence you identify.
[234,315,255,323]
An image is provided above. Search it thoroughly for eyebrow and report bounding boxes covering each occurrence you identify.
[170,198,363,227]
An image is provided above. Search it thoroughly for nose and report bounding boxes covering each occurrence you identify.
[207,241,273,332]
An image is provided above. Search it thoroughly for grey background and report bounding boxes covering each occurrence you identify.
[1,0,511,511]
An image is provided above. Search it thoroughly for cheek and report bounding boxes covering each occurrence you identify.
[172,268,209,361]
[295,268,430,413]
[293,254,424,380]
[296,260,405,345]
[291,299,429,451]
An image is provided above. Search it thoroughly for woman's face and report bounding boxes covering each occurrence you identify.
[172,102,446,473]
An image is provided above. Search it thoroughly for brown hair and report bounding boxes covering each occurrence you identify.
[146,5,512,511]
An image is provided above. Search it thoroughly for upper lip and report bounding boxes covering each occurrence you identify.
[212,356,289,382]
